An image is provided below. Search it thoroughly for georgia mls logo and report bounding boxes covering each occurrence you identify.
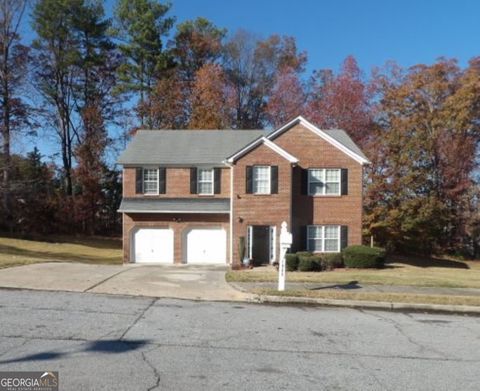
[0,371,58,391]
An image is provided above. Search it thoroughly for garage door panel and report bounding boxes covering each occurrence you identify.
[186,228,226,264]
[134,228,174,263]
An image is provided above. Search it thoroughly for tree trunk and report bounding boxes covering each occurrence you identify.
[1,42,11,232]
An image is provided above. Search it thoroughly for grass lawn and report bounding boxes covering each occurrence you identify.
[226,255,480,289]
[252,288,480,307]
[0,235,122,269]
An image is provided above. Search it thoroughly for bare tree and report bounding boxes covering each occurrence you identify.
[0,0,29,231]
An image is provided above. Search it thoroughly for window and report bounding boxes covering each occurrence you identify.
[143,168,159,195]
[307,225,340,252]
[308,168,340,196]
[253,166,271,194]
[198,168,214,195]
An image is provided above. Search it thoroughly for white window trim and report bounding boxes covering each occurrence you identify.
[247,226,253,259]
[308,168,341,196]
[143,168,159,196]
[307,225,341,253]
[252,165,271,195]
[197,168,214,196]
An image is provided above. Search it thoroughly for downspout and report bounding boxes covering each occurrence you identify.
[224,161,234,265]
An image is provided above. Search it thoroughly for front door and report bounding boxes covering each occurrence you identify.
[251,225,270,266]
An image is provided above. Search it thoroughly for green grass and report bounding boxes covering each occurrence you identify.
[226,255,480,289]
[0,235,122,269]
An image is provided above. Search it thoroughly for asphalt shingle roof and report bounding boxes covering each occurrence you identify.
[118,197,230,213]
[323,129,368,161]
[116,125,368,165]
[117,129,267,165]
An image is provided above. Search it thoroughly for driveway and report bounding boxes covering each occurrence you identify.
[0,262,250,301]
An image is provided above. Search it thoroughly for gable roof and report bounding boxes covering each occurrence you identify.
[265,116,369,165]
[226,137,299,163]
[117,129,267,166]
[116,117,368,166]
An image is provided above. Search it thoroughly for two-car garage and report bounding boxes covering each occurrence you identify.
[132,227,227,264]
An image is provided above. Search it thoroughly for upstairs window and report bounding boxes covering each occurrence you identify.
[308,168,341,196]
[197,168,214,195]
[253,166,271,194]
[143,168,159,195]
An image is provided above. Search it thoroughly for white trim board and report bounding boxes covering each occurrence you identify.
[226,137,299,164]
[266,116,370,165]
[118,210,229,214]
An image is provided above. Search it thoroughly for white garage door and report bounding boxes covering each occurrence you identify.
[133,228,174,263]
[186,228,226,264]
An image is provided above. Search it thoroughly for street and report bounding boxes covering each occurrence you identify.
[0,290,478,390]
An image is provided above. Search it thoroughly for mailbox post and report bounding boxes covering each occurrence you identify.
[278,221,292,291]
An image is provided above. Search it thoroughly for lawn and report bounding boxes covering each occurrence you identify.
[0,235,123,269]
[226,255,480,289]
[251,288,480,307]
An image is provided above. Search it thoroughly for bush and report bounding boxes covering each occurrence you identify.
[297,254,322,271]
[342,245,386,268]
[285,253,299,271]
[320,253,344,271]
[296,251,312,257]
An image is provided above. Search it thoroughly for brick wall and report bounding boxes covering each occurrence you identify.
[231,143,292,265]
[123,213,229,264]
[123,167,230,198]
[274,123,364,251]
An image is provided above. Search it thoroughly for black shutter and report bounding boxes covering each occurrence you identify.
[341,226,348,250]
[158,167,166,194]
[135,168,143,194]
[301,168,309,195]
[270,166,278,194]
[214,168,221,194]
[300,226,308,251]
[190,167,197,194]
[341,169,348,195]
[246,166,253,194]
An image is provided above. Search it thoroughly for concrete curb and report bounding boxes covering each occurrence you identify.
[251,294,480,315]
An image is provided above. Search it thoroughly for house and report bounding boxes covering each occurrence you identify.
[117,116,369,266]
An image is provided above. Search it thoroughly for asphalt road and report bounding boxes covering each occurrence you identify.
[0,290,478,390]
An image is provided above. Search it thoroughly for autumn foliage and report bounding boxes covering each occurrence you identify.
[0,0,479,256]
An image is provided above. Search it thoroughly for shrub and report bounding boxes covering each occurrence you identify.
[320,253,344,271]
[297,254,322,272]
[285,253,299,271]
[296,251,312,257]
[342,245,386,268]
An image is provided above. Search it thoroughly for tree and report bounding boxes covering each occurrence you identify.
[71,0,120,234]
[265,66,306,127]
[188,63,234,129]
[171,17,226,83]
[147,68,188,129]
[31,0,81,196]
[364,58,480,254]
[0,0,30,231]
[74,106,107,234]
[306,56,373,145]
[223,31,306,128]
[113,0,174,127]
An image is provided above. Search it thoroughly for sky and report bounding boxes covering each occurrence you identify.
[18,0,480,162]
[165,0,480,73]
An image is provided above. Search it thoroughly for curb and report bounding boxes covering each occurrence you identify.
[251,294,480,315]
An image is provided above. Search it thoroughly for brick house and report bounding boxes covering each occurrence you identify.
[117,116,369,267]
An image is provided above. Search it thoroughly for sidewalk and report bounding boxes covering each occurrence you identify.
[233,281,480,297]
[230,281,480,314]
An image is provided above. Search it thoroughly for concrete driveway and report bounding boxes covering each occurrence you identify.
[0,262,250,301]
